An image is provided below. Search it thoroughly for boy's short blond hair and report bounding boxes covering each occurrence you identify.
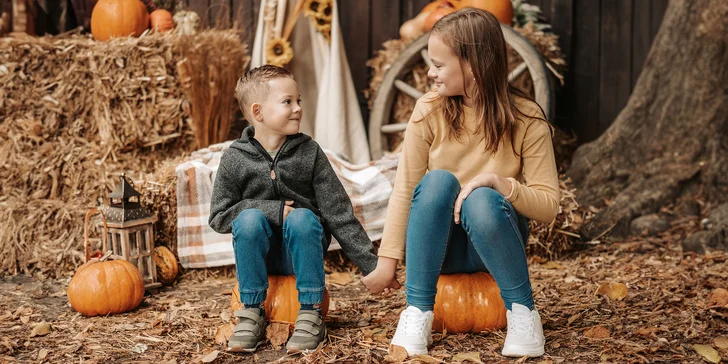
[235,65,294,121]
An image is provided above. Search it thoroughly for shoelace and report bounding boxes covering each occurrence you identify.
[508,312,534,338]
[400,310,429,336]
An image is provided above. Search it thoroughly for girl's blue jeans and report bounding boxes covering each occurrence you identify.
[405,169,534,311]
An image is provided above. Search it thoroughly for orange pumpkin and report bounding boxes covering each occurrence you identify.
[456,0,514,25]
[150,9,174,32]
[433,272,507,333]
[400,11,429,41]
[67,208,145,317]
[231,276,330,325]
[91,0,149,41]
[424,6,456,31]
[421,0,456,14]
[67,254,146,317]
[153,246,178,285]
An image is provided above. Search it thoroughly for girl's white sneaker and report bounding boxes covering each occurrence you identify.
[390,306,434,356]
[501,303,545,357]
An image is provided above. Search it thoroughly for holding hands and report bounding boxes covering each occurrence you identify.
[362,257,401,295]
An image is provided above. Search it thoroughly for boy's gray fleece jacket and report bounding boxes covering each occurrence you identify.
[208,126,377,275]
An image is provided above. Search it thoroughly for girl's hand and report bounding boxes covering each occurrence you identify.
[362,270,401,295]
[453,173,513,224]
[361,257,401,295]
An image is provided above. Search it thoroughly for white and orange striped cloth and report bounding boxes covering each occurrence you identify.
[175,141,398,268]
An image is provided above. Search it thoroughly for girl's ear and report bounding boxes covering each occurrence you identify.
[464,62,475,80]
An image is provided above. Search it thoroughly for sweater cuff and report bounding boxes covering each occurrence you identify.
[377,248,404,261]
[505,177,520,202]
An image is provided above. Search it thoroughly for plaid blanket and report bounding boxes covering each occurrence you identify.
[176,141,399,268]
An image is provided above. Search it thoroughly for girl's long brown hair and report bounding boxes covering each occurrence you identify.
[427,8,548,155]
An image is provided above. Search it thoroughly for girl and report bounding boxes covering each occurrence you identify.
[362,8,560,358]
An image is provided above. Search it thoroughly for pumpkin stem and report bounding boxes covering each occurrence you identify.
[99,250,114,262]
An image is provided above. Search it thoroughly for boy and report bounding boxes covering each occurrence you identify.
[209,65,399,353]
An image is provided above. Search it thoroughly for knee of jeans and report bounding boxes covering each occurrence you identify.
[232,208,268,235]
[414,170,460,205]
[461,187,505,227]
[283,208,320,231]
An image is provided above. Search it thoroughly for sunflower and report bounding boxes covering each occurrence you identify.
[303,0,323,18]
[313,18,331,43]
[266,37,294,67]
[315,0,333,22]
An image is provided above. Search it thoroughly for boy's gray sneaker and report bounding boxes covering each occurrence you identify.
[228,308,267,353]
[285,310,327,353]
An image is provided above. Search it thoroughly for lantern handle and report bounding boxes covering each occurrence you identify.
[84,208,109,262]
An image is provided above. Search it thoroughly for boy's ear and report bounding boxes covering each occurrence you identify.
[250,103,262,122]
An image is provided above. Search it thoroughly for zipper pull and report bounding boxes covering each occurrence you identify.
[270,169,276,180]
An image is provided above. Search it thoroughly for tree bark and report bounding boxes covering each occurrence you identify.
[567,0,728,240]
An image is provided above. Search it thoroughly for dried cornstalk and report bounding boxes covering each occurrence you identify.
[175,30,248,148]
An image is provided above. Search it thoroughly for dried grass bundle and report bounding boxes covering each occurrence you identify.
[0,30,248,276]
[175,31,249,148]
[527,177,593,260]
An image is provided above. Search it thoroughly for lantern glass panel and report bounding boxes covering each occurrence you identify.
[112,233,122,254]
[139,257,149,280]
[129,231,138,256]
[141,229,150,253]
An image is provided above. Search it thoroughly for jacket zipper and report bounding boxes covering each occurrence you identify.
[249,138,291,226]
[249,138,289,197]
[269,139,289,197]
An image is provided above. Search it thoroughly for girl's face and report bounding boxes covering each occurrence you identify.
[427,33,474,98]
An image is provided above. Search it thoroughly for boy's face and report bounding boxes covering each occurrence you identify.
[254,77,302,137]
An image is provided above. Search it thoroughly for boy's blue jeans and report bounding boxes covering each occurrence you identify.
[405,170,534,312]
[232,208,327,306]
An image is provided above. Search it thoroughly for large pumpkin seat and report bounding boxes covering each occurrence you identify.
[231,275,330,326]
[433,272,507,333]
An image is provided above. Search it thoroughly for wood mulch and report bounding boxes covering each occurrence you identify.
[2,229,727,363]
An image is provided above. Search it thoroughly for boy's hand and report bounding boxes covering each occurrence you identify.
[282,200,295,222]
[362,268,401,295]
[362,257,401,295]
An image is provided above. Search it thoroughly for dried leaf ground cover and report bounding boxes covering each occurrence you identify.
[2,231,727,363]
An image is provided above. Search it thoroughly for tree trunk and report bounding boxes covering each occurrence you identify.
[567,0,728,240]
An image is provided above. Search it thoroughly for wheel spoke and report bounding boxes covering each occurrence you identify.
[508,62,528,83]
[421,49,433,68]
[381,123,408,134]
[394,80,424,100]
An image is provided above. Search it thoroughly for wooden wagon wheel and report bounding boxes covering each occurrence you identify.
[368,25,555,160]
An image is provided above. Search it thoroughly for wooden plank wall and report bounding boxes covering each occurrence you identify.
[180,0,668,143]
[3,0,670,143]
[537,0,668,141]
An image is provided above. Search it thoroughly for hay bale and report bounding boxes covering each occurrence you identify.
[0,30,249,276]
[140,155,186,255]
